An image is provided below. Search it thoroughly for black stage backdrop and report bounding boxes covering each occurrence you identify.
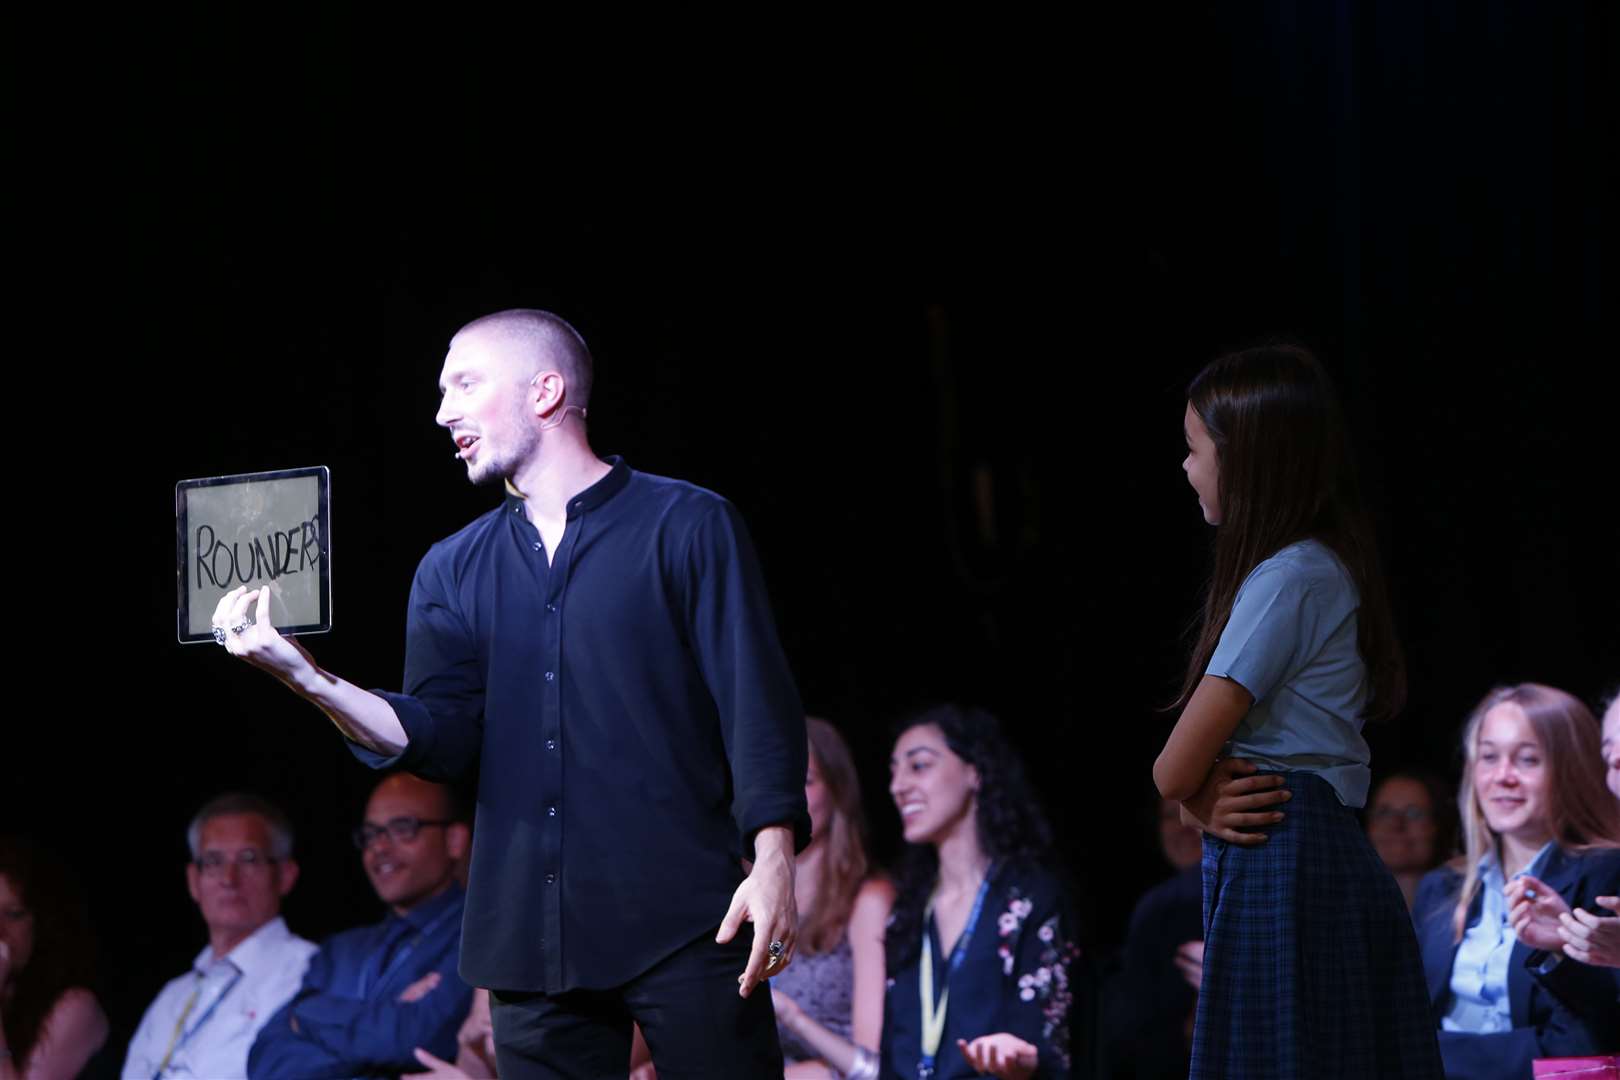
[10,4,1615,1072]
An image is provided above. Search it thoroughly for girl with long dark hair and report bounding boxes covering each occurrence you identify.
[880,704,1082,1080]
[0,838,107,1080]
[1152,344,1442,1078]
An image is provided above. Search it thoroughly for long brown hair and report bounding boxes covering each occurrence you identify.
[1450,684,1620,941]
[1175,344,1406,723]
[800,717,873,954]
[0,837,98,1063]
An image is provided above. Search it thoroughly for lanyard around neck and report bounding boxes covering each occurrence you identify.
[917,871,993,1079]
[154,965,243,1079]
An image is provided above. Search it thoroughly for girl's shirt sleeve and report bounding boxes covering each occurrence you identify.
[1206,558,1320,704]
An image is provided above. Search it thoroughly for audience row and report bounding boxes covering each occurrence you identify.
[1,688,1615,1078]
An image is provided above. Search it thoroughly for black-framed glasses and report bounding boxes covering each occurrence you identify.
[195,850,280,877]
[351,816,453,850]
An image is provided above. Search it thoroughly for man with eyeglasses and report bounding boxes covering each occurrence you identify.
[122,793,318,1079]
[247,772,473,1077]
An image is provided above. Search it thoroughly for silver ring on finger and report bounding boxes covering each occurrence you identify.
[230,618,255,635]
[211,626,228,645]
[766,939,785,967]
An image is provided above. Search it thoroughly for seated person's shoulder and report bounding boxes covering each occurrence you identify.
[31,986,109,1069]
[850,876,897,929]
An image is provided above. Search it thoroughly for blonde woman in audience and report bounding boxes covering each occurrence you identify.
[1412,684,1620,1080]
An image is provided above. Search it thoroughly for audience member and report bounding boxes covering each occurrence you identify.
[1366,772,1455,911]
[406,988,497,1078]
[881,704,1085,1080]
[1510,690,1620,971]
[0,838,107,1080]
[770,717,894,1079]
[122,794,317,1079]
[247,773,474,1077]
[1413,684,1620,1079]
[1102,796,1205,1080]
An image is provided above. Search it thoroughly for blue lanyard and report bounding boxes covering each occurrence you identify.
[361,902,460,996]
[917,870,994,1080]
[153,966,243,1079]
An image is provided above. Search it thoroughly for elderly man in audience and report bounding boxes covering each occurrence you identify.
[122,793,318,1079]
[248,773,474,1078]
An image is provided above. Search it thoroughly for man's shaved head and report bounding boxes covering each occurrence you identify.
[451,309,594,408]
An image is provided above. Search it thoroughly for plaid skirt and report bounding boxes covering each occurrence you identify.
[1190,772,1443,1080]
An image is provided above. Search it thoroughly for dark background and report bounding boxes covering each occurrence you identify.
[10,2,1616,1069]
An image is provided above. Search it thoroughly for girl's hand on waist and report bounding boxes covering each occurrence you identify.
[1181,758,1290,846]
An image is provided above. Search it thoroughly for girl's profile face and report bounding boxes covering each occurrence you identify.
[0,873,34,978]
[1183,402,1222,525]
[1472,703,1553,847]
[805,749,834,846]
[888,723,979,848]
[1602,698,1619,801]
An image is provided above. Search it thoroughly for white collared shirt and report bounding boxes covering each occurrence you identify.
[122,916,317,1079]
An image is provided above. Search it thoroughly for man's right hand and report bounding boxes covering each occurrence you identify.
[1180,758,1290,846]
[213,586,320,691]
[209,584,409,756]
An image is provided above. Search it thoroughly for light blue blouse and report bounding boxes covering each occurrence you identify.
[1206,539,1373,807]
[1441,843,1554,1034]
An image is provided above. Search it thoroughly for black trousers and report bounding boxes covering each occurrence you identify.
[490,925,783,1080]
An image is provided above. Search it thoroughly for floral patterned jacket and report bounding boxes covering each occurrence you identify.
[881,858,1084,1079]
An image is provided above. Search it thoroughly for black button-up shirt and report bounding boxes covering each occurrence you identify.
[353,458,809,993]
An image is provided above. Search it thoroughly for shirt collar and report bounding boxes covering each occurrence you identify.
[194,914,294,977]
[392,880,465,933]
[1477,840,1556,885]
[503,456,630,521]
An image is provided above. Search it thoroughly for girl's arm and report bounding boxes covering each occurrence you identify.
[1153,675,1253,802]
[848,877,896,1051]
[775,878,894,1077]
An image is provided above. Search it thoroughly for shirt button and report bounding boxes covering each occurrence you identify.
[545,739,557,751]
[546,602,557,613]
[545,873,557,884]
[544,671,555,682]
[547,805,557,817]
[532,541,542,552]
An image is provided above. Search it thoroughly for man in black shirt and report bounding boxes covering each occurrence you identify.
[213,309,810,1077]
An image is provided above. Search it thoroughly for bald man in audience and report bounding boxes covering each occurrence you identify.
[247,773,473,1078]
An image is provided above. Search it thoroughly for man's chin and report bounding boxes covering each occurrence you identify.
[465,462,505,487]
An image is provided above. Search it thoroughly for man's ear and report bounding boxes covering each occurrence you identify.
[186,862,202,906]
[275,857,300,899]
[446,822,472,861]
[530,370,566,419]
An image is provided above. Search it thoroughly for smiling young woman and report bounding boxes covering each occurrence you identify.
[1411,684,1620,1080]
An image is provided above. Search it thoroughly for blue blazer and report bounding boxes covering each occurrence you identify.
[1413,846,1620,1080]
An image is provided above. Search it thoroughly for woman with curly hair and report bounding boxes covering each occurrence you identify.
[0,837,107,1079]
[880,704,1083,1080]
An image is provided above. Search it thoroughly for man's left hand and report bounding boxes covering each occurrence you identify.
[717,825,797,998]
